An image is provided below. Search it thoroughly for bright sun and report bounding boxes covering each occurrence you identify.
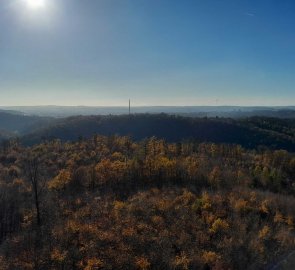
[26,0,46,9]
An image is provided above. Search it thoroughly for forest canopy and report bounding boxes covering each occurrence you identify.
[0,135,295,269]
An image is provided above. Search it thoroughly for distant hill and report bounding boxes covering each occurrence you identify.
[1,105,295,118]
[1,109,295,151]
[0,111,53,135]
[21,114,295,151]
[0,130,14,142]
[0,108,24,115]
[181,109,295,118]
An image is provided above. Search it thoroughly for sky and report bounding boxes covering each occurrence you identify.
[0,0,294,106]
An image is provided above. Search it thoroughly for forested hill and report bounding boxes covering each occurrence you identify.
[1,110,295,151]
[0,111,53,134]
[0,130,14,141]
[21,114,295,151]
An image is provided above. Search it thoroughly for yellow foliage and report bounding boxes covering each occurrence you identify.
[135,257,151,270]
[202,251,221,264]
[113,201,125,211]
[234,199,248,212]
[48,169,71,190]
[66,220,80,233]
[175,190,195,205]
[156,156,176,170]
[210,218,229,234]
[208,166,221,188]
[22,211,34,227]
[260,200,270,214]
[12,178,25,187]
[201,192,212,210]
[111,151,125,161]
[51,248,67,263]
[185,157,199,178]
[84,258,104,270]
[122,227,136,237]
[250,191,257,203]
[174,252,191,270]
[258,225,271,239]
[113,201,126,219]
[95,159,127,184]
[151,215,164,225]
[286,215,294,228]
[274,211,284,223]
[156,200,171,211]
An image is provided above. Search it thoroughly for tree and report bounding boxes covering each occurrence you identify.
[48,169,71,191]
[23,153,47,227]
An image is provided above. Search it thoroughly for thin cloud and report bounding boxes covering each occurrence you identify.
[245,12,255,17]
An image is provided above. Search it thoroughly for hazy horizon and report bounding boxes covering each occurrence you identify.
[1,104,295,108]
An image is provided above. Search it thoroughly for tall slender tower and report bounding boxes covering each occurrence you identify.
[129,99,131,115]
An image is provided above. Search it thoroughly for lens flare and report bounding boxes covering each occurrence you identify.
[26,0,45,9]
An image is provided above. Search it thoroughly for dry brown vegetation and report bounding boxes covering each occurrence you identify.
[0,135,295,269]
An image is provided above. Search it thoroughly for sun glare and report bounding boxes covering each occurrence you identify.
[26,0,46,9]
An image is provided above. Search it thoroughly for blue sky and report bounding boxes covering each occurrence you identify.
[0,0,294,106]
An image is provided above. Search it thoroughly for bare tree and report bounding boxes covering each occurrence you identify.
[23,153,47,227]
